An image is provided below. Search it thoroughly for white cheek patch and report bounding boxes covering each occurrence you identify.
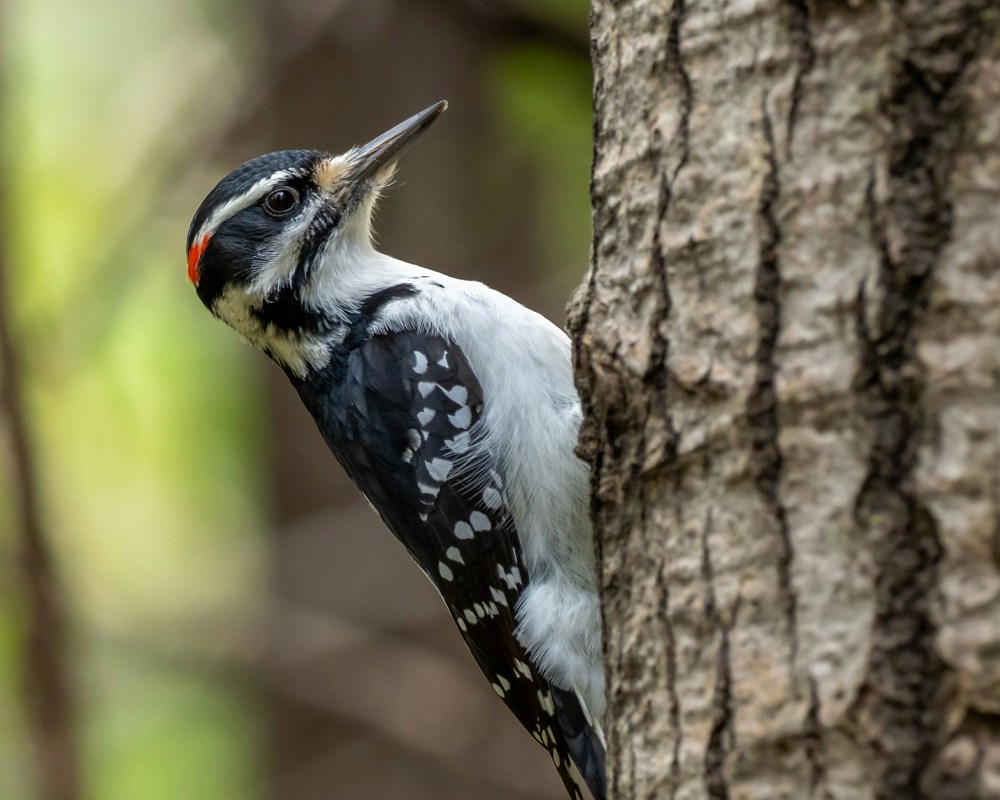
[212,284,334,379]
[246,195,324,296]
[212,288,264,354]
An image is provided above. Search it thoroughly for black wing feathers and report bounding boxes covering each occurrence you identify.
[553,686,607,800]
[301,327,591,799]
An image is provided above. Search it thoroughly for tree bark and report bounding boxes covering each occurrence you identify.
[570,2,1000,798]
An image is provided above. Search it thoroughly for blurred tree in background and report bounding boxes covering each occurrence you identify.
[0,1,591,798]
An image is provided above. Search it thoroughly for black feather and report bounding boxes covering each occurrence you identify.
[553,686,607,800]
[289,310,601,799]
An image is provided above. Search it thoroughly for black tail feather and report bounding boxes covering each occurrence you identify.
[552,686,606,800]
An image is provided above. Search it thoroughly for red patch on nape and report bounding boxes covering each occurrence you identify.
[187,234,210,285]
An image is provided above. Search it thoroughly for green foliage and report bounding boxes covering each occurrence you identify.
[1,0,265,797]
[487,42,593,286]
[83,645,261,800]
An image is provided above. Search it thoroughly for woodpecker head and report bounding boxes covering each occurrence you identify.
[185,101,446,374]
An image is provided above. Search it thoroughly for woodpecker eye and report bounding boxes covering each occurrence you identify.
[262,187,300,217]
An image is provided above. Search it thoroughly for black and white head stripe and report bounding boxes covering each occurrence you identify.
[186,150,321,254]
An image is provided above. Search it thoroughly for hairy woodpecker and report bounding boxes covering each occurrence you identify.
[186,102,605,799]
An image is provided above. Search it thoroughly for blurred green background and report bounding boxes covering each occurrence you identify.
[0,1,590,798]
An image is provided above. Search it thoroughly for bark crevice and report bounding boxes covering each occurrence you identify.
[804,675,826,793]
[657,569,682,799]
[783,0,815,157]
[664,0,692,182]
[702,513,734,800]
[747,93,799,665]
[851,3,990,796]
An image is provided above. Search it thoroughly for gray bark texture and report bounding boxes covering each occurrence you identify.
[568,1,1000,798]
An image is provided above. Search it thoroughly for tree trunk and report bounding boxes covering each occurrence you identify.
[570,2,1000,798]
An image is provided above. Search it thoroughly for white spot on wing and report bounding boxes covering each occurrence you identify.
[417,408,436,426]
[482,487,502,509]
[470,511,491,531]
[438,562,453,581]
[413,352,428,374]
[490,587,509,607]
[537,691,555,716]
[454,521,474,539]
[448,406,472,429]
[442,385,468,404]
[418,382,436,398]
[492,683,505,698]
[426,458,453,481]
[437,352,449,368]
[418,482,439,497]
[407,429,421,448]
[463,609,477,625]
[445,546,464,564]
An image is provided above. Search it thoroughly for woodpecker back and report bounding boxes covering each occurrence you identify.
[186,102,606,800]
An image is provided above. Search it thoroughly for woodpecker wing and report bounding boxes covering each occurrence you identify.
[307,326,588,799]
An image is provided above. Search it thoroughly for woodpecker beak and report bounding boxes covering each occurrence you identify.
[348,101,448,185]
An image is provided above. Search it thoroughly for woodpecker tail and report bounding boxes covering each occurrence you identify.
[552,685,607,800]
